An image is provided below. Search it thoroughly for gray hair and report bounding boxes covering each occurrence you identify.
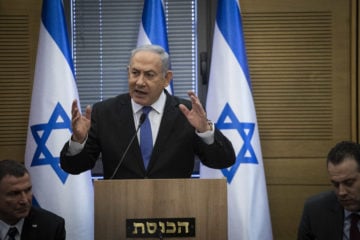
[129,45,170,76]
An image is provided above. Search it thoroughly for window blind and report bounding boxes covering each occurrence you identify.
[71,0,197,111]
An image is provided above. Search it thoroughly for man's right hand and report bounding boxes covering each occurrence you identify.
[71,99,91,143]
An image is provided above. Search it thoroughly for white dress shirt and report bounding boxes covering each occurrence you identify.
[0,219,24,240]
[343,210,360,240]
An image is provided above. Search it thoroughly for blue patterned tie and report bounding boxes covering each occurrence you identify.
[7,227,18,240]
[140,106,153,169]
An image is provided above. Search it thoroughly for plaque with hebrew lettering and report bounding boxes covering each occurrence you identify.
[126,218,196,238]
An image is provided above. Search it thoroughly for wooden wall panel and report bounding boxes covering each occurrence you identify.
[0,0,41,161]
[265,158,329,185]
[239,0,354,239]
[242,0,351,157]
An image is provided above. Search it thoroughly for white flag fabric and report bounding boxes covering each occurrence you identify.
[24,0,94,239]
[200,0,273,239]
[137,0,173,94]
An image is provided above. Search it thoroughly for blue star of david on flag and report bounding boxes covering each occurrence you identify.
[216,103,258,183]
[30,102,71,184]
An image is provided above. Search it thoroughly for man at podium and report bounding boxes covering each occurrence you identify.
[60,44,235,179]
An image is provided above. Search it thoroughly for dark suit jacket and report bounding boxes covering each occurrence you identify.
[60,91,236,178]
[297,191,344,240]
[21,206,65,240]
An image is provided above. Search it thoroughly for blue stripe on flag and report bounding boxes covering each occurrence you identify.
[142,0,169,52]
[41,0,74,75]
[216,0,251,89]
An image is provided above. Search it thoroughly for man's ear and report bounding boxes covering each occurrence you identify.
[164,70,173,87]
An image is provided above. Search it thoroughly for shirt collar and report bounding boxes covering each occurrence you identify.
[344,209,360,219]
[0,218,24,239]
[131,91,166,115]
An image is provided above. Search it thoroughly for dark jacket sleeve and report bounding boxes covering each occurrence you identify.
[60,141,97,174]
[176,96,235,169]
[297,200,316,240]
[297,191,344,240]
[196,128,236,169]
[22,207,66,240]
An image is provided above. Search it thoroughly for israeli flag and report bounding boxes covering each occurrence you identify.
[24,0,94,239]
[137,0,174,94]
[200,0,273,239]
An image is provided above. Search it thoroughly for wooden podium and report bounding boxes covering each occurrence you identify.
[94,178,227,240]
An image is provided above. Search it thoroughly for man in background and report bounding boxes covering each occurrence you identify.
[298,140,360,240]
[0,159,65,240]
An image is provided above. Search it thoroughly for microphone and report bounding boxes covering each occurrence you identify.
[109,113,147,179]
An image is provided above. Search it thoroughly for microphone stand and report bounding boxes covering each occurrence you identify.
[109,113,146,179]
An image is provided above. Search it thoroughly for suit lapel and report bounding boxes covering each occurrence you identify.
[327,192,344,239]
[117,96,145,174]
[147,93,180,170]
[21,208,38,240]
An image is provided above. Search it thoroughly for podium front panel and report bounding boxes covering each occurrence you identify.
[94,178,227,240]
